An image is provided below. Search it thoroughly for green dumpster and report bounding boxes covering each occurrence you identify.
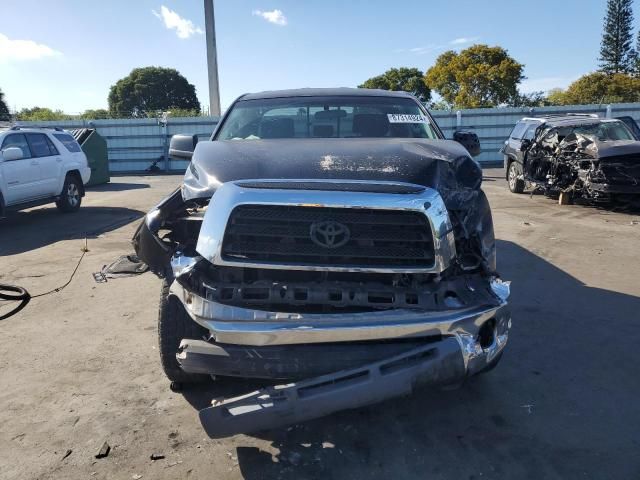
[70,128,110,186]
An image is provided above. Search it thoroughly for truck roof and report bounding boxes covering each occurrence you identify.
[519,114,610,127]
[240,87,414,101]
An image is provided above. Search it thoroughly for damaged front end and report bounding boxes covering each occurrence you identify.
[133,141,510,437]
[523,124,640,206]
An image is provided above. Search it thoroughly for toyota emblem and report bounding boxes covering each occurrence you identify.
[309,221,351,249]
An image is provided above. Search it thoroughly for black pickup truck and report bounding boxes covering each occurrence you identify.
[133,88,511,437]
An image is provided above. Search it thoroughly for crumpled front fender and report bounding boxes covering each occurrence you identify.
[132,188,185,275]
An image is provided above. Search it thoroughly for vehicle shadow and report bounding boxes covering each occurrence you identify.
[180,239,640,479]
[87,182,150,192]
[0,206,144,256]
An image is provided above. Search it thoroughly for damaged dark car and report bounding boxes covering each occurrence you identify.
[503,114,640,206]
[133,88,511,438]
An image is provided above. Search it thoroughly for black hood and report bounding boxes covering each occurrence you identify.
[557,133,640,161]
[183,138,480,202]
[593,139,640,160]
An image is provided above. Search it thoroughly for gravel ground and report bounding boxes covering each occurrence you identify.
[1,170,639,480]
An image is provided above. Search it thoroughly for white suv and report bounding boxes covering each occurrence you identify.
[0,126,91,215]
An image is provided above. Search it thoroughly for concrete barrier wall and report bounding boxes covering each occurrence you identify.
[18,102,640,173]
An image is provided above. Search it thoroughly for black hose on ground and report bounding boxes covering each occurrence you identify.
[0,245,87,320]
[0,284,31,320]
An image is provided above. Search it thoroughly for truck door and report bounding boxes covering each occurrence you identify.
[26,133,61,196]
[0,133,40,205]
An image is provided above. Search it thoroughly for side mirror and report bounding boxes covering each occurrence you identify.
[520,139,532,152]
[169,134,198,160]
[453,130,481,157]
[1,147,24,161]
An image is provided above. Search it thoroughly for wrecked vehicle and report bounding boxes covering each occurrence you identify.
[503,114,640,206]
[133,88,511,438]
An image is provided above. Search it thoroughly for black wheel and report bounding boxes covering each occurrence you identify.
[158,280,210,384]
[56,174,82,212]
[507,161,525,194]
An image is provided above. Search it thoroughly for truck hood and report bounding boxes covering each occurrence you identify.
[182,138,480,203]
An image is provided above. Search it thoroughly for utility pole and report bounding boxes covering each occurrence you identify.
[204,0,221,117]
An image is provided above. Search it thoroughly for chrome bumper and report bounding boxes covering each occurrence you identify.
[169,279,510,373]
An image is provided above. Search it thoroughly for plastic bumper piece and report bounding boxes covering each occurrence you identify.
[198,336,465,438]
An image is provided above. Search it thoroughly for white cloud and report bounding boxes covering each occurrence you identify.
[520,76,579,93]
[152,5,203,39]
[0,33,62,62]
[400,37,480,55]
[252,9,287,26]
[397,44,441,55]
[450,36,480,45]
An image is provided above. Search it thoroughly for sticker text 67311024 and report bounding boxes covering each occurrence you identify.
[387,114,429,124]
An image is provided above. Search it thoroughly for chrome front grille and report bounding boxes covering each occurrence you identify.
[195,180,456,273]
[221,205,435,268]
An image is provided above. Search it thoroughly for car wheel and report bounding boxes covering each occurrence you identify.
[56,174,83,212]
[158,279,210,385]
[507,162,525,194]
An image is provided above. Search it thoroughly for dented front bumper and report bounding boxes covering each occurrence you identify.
[170,278,510,349]
[170,276,510,437]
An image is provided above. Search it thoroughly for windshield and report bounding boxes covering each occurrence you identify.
[560,121,635,141]
[215,96,439,140]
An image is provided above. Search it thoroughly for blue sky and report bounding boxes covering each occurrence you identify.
[0,0,630,113]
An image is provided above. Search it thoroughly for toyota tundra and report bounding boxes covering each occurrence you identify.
[133,88,511,437]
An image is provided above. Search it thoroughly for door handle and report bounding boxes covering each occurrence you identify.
[56,157,62,162]
[31,160,39,166]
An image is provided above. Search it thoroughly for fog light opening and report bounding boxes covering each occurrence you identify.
[478,318,496,350]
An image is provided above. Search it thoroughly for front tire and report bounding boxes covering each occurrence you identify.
[507,161,525,194]
[56,174,83,212]
[158,280,210,384]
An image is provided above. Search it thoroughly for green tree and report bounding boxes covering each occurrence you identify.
[546,88,567,105]
[428,99,452,111]
[108,67,200,118]
[512,91,555,107]
[0,88,10,121]
[599,0,635,74]
[164,107,202,118]
[81,108,110,120]
[16,107,71,121]
[359,67,431,103]
[425,45,524,108]
[548,72,640,105]
[635,29,640,74]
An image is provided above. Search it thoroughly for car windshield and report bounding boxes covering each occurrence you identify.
[572,121,635,141]
[215,96,439,140]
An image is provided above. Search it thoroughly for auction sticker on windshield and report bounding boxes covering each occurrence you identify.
[387,114,429,124]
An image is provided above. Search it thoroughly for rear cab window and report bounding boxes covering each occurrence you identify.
[53,133,82,153]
